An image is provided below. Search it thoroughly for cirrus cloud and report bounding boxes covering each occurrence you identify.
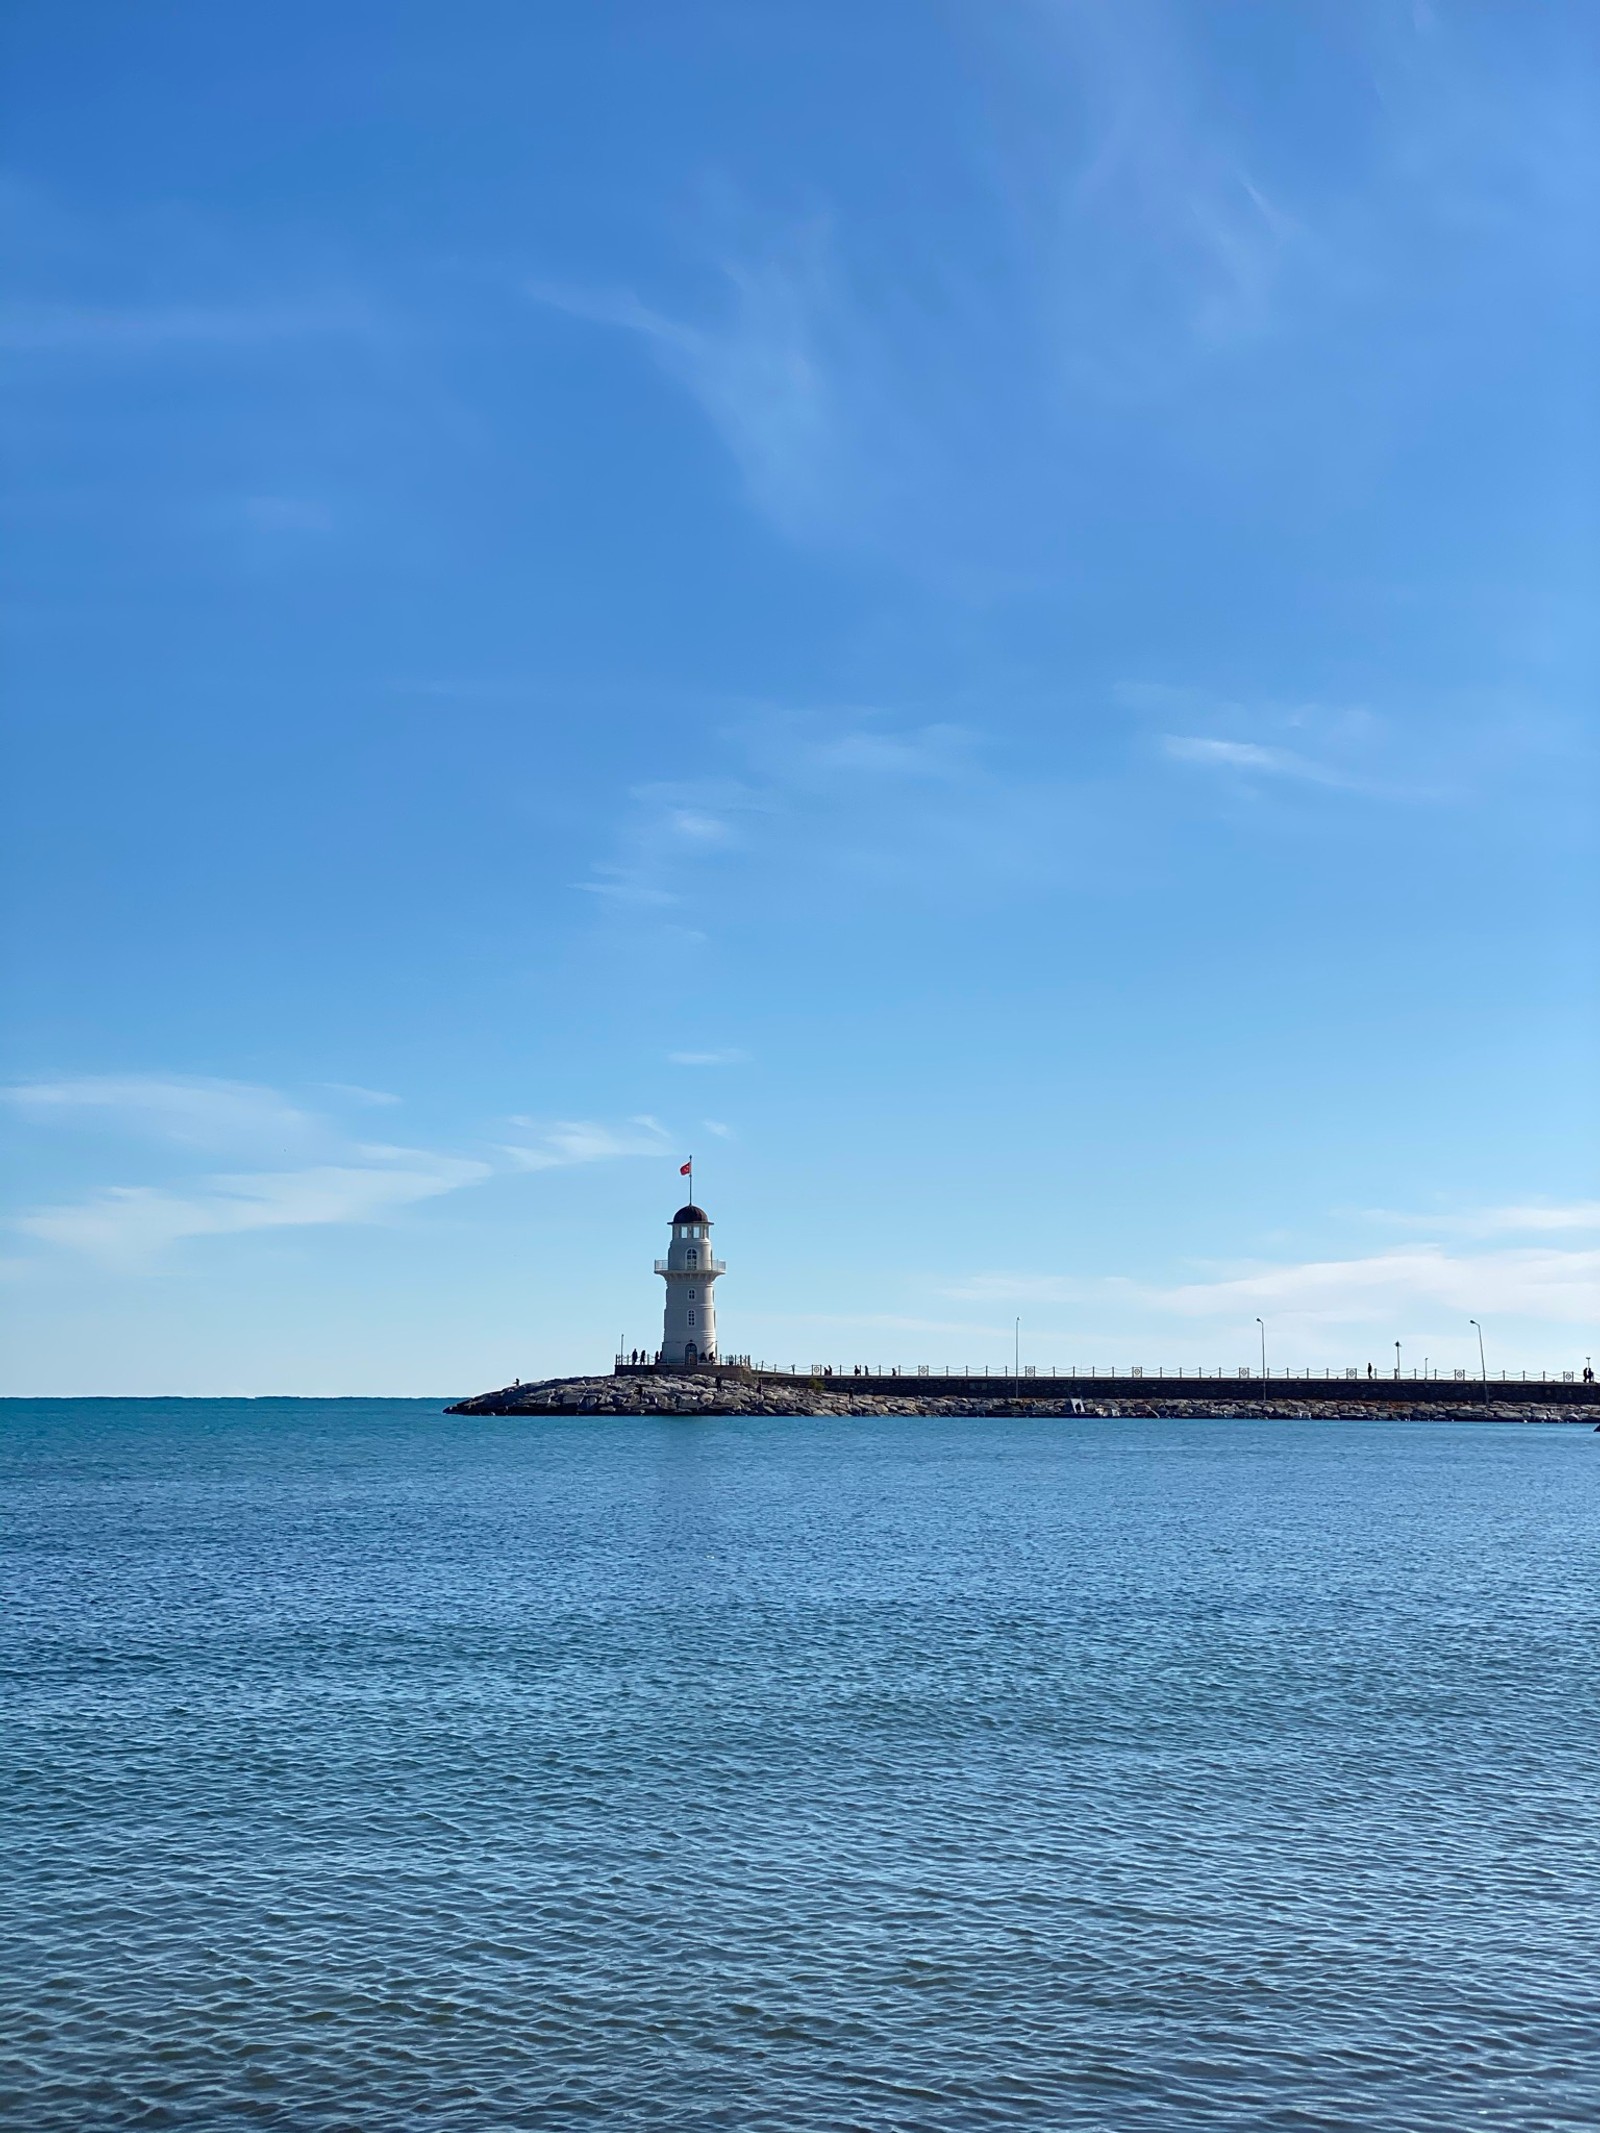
[6,1074,684,1269]
[1162,734,1355,786]
[3,1074,314,1151]
[16,1153,491,1268]
[951,1237,1598,1328]
[500,1116,672,1171]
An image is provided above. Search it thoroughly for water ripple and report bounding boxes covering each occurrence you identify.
[2,1402,1597,2129]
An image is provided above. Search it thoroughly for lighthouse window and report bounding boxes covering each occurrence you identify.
[687,1249,698,1267]
[687,1311,696,1326]
[687,1289,696,1300]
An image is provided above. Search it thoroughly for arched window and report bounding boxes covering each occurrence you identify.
[687,1310,696,1327]
[687,1248,698,1267]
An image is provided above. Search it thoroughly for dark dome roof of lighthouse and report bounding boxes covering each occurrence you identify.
[671,1204,709,1224]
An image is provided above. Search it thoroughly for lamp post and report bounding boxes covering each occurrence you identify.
[1470,1319,1487,1406]
[1256,1317,1267,1407]
[1014,1317,1021,1394]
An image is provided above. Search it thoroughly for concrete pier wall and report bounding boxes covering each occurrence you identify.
[610,1363,1590,1408]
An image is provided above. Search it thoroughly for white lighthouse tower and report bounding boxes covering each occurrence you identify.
[656,1200,723,1367]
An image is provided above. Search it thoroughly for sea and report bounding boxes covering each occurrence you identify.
[3,1400,1597,2131]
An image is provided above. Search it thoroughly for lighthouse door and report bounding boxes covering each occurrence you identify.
[684,1343,698,1366]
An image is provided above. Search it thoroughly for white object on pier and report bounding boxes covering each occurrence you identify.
[658,1200,724,1366]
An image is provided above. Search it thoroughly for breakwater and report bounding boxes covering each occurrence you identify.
[447,1366,1596,1422]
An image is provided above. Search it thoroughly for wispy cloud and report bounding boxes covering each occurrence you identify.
[501,1116,672,1171]
[1157,1248,1596,1326]
[1116,683,1448,801]
[16,1153,490,1268]
[5,1075,672,1267]
[4,1075,314,1152]
[575,877,679,909]
[1362,1201,1600,1239]
[575,708,1088,923]
[740,716,976,791]
[978,0,1296,398]
[1162,735,1355,786]
[319,1082,403,1107]
[526,224,848,538]
[952,1244,1598,1327]
[517,2,1312,557]
[572,772,770,908]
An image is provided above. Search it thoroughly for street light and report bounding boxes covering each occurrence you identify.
[1256,1317,1267,1407]
[1470,1319,1487,1406]
[1395,1340,1401,1381]
[1014,1316,1021,1392]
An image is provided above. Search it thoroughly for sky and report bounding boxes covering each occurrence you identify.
[2,0,1595,1395]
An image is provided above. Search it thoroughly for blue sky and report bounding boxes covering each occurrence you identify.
[3,0,1595,1394]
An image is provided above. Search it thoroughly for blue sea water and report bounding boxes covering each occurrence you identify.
[2,1402,1597,2131]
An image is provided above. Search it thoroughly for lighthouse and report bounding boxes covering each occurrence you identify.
[656,1201,723,1367]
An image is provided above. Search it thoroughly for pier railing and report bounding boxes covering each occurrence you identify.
[610,1358,1593,1404]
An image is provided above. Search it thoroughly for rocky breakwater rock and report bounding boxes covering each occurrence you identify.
[447,1374,769,1417]
[446,1376,1599,1422]
[445,1374,1095,1418]
[445,1374,993,1417]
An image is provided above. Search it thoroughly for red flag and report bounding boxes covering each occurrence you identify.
[679,1161,692,1176]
